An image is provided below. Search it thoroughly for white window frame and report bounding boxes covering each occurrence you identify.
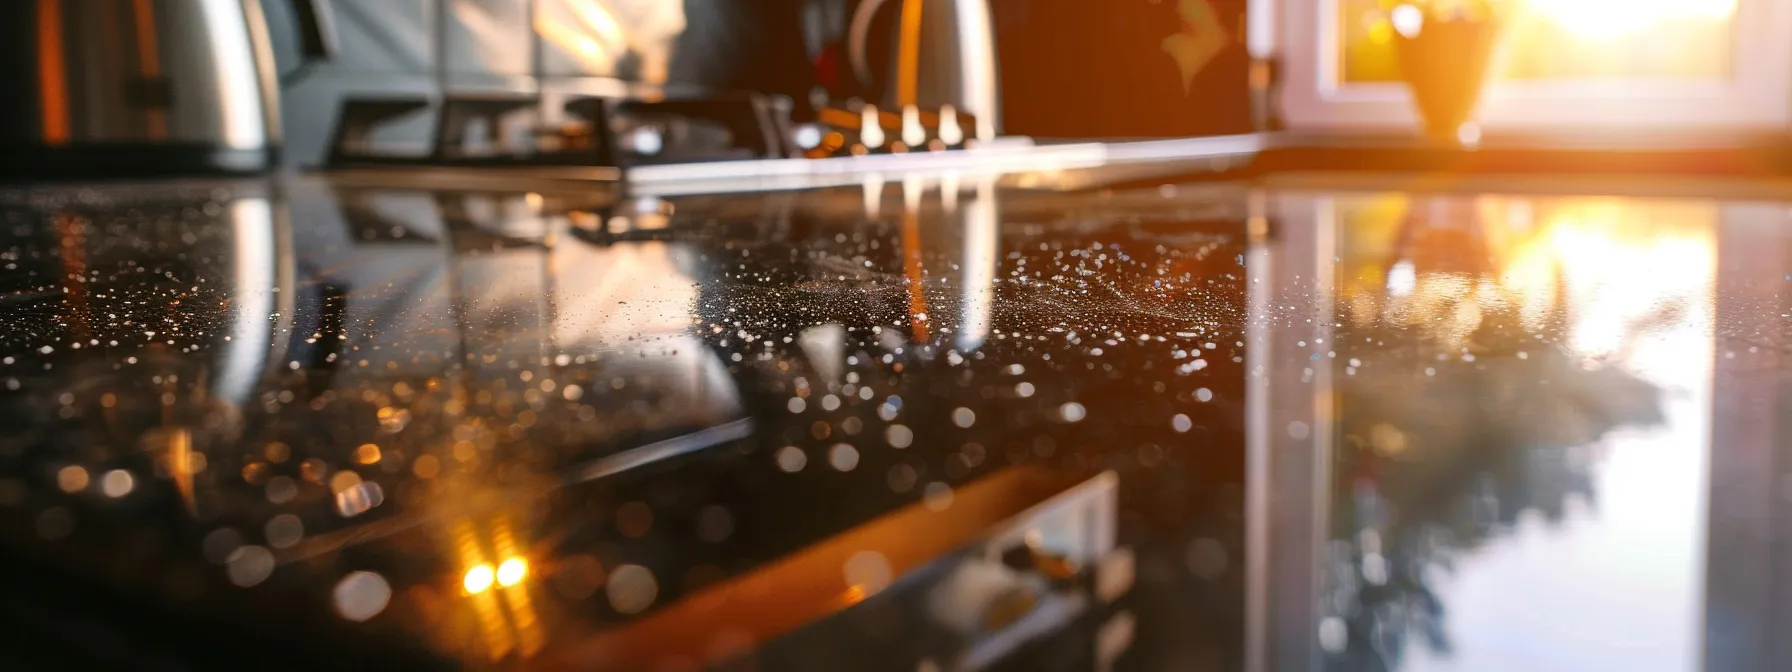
[1277,0,1792,134]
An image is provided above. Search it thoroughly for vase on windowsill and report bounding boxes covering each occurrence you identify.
[1392,8,1502,146]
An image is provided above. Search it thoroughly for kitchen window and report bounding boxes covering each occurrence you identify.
[1276,0,1792,134]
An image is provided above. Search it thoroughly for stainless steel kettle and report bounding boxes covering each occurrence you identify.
[0,0,336,178]
[847,0,1000,141]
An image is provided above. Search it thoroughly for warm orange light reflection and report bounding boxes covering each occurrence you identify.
[496,557,528,587]
[451,519,514,660]
[901,177,930,342]
[896,0,925,108]
[839,585,868,606]
[448,514,543,660]
[490,515,544,657]
[464,564,496,594]
[167,427,197,515]
[36,0,69,145]
[1339,194,1716,362]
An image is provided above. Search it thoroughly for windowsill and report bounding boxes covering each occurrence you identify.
[1262,128,1792,153]
[1246,129,1792,182]
[1066,129,1792,193]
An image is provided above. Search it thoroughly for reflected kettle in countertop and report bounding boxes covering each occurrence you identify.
[847,0,1000,141]
[0,0,337,179]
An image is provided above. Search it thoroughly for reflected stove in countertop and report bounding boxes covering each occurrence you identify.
[0,168,1789,671]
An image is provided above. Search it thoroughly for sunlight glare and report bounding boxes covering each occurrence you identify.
[1527,0,1736,41]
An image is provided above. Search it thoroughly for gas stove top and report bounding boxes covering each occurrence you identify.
[0,164,1788,671]
[306,89,1271,201]
[322,91,988,175]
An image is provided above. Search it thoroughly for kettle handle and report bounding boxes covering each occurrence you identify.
[289,0,338,60]
[847,0,892,93]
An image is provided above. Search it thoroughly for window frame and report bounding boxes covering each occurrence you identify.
[1277,0,1792,134]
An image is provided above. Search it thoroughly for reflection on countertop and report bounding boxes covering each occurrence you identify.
[0,171,1787,671]
[1252,191,1789,672]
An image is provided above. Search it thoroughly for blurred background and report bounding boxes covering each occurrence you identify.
[262,0,1789,166]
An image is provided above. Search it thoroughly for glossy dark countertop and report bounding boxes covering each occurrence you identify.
[0,168,1788,671]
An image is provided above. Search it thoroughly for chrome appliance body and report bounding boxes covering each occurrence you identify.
[848,0,1000,140]
[0,0,334,177]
